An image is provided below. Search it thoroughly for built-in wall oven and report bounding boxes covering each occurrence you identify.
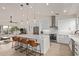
[50,34,57,42]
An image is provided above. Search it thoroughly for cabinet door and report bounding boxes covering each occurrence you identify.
[57,35,70,44]
[64,35,70,44]
[74,41,79,56]
[69,39,73,51]
[57,35,65,43]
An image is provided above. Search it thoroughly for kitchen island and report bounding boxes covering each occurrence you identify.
[18,34,50,54]
[0,34,50,55]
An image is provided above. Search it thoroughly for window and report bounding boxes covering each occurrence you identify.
[3,26,9,34]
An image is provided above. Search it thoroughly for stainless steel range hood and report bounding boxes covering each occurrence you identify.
[50,16,58,29]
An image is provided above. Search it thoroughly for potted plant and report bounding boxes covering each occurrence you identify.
[10,26,19,34]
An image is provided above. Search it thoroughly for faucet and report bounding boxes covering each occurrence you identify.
[75,30,79,34]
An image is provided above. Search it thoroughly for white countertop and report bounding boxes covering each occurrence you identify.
[69,35,79,42]
[1,34,40,40]
[0,34,49,42]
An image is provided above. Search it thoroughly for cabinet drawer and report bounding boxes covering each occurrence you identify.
[75,50,79,56]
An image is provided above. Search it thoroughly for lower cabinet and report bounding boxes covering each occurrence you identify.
[69,39,75,55]
[69,39,79,56]
[57,34,70,44]
[74,41,79,56]
[69,39,73,51]
[57,34,79,56]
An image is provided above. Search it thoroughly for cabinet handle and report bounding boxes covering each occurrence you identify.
[75,48,78,51]
[75,51,78,56]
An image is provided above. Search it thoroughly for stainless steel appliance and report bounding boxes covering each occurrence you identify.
[50,34,57,42]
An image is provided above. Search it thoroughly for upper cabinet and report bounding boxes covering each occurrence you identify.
[57,16,76,34]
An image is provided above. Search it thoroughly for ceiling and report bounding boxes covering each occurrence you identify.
[0,3,79,22]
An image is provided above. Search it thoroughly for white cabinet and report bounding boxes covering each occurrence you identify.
[40,35,50,54]
[69,39,73,51]
[69,39,79,56]
[43,35,50,54]
[74,41,79,56]
[57,34,70,44]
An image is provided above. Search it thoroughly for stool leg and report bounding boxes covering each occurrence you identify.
[20,44,27,53]
[39,45,41,56]
[26,44,28,55]
[32,47,34,55]
[12,41,16,48]
[12,41,14,48]
[35,47,37,56]
[15,42,20,50]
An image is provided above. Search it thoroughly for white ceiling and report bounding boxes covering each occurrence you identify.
[0,3,79,22]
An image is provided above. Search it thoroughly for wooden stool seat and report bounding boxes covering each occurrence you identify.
[12,36,18,41]
[18,37,23,42]
[12,36,20,48]
[30,42,39,47]
[21,38,28,44]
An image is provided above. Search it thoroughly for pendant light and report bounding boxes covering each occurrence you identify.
[33,5,37,24]
[26,3,30,32]
[20,4,24,26]
[26,3,29,22]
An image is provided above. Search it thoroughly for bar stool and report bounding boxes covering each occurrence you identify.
[15,37,23,50]
[29,39,41,56]
[21,38,30,55]
[20,38,28,52]
[12,36,18,48]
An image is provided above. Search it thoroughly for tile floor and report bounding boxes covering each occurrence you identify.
[0,41,72,56]
[45,43,73,56]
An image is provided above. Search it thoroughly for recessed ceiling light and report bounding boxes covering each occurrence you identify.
[20,4,23,7]
[21,20,23,22]
[37,11,40,14]
[2,7,6,10]
[27,21,28,24]
[46,3,49,6]
[22,14,24,16]
[51,11,54,13]
[20,8,23,10]
[26,3,29,5]
[34,20,36,23]
[30,5,32,8]
[64,10,67,13]
[55,12,59,15]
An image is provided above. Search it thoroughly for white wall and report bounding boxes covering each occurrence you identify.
[57,15,76,44]
[0,16,51,34]
[30,17,51,34]
[0,15,77,35]
[57,15,76,34]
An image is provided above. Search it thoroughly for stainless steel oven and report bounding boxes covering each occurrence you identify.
[50,34,57,42]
